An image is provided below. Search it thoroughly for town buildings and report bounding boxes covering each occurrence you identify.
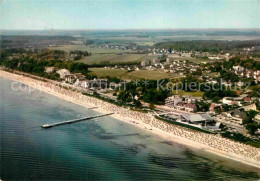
[165,95,197,112]
[56,69,70,79]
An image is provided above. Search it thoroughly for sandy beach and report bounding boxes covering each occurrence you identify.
[1,70,260,169]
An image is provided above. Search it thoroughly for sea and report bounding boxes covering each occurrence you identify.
[0,77,259,180]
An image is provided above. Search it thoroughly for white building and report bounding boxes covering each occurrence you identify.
[152,58,160,65]
[184,96,196,104]
[165,95,182,107]
[141,60,150,67]
[65,74,76,83]
[222,97,237,106]
[166,57,174,63]
[254,114,260,123]
[57,69,70,79]
[233,65,244,72]
[44,67,56,74]
[181,113,213,125]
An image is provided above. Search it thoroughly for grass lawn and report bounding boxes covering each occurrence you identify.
[205,72,220,78]
[172,90,204,97]
[248,84,260,90]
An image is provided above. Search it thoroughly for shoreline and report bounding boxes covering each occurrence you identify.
[1,70,260,170]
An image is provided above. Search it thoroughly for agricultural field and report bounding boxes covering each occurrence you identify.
[122,70,172,80]
[88,68,173,80]
[83,36,157,46]
[48,44,160,64]
[88,68,127,78]
[79,53,148,64]
[48,45,130,54]
[172,90,204,97]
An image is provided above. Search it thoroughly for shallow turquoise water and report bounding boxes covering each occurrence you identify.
[0,78,259,180]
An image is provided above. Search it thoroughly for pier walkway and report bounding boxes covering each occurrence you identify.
[41,113,114,129]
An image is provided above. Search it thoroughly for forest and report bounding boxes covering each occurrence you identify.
[155,40,260,53]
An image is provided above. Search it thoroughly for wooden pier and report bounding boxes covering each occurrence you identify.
[41,113,114,129]
[89,106,98,109]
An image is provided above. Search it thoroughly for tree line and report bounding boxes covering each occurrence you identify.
[155,40,260,53]
[0,57,89,80]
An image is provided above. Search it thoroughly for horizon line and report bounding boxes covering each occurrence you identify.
[1,28,260,31]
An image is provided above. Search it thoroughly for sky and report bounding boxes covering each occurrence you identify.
[1,0,259,30]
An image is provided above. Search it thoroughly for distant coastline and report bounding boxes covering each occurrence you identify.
[1,69,260,169]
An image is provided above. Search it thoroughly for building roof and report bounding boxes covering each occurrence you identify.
[57,69,70,74]
[243,97,251,102]
[210,103,221,108]
[185,103,197,109]
[200,113,214,121]
[177,102,185,107]
[231,110,248,120]
[182,113,206,122]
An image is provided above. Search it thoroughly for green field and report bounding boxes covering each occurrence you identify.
[89,68,173,80]
[122,70,172,80]
[48,44,206,65]
[172,90,204,97]
[79,54,148,64]
[48,45,130,54]
[48,45,160,65]
[89,68,128,78]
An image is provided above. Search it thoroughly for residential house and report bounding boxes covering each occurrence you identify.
[56,69,70,79]
[141,60,150,67]
[254,114,260,123]
[184,103,197,112]
[246,69,254,78]
[181,53,191,58]
[65,74,76,84]
[233,65,245,72]
[254,70,260,82]
[152,58,160,65]
[209,103,222,112]
[184,96,196,104]
[236,82,245,87]
[222,97,238,106]
[176,102,186,111]
[243,97,251,103]
[166,57,174,63]
[44,66,56,74]
[165,95,182,107]
[225,109,248,124]
[242,103,257,111]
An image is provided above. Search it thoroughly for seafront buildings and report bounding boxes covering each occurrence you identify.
[1,70,259,168]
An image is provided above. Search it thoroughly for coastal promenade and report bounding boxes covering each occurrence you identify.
[1,70,260,169]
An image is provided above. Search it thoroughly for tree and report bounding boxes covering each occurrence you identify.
[222,104,232,112]
[149,103,155,109]
[212,96,221,103]
[246,123,259,135]
[242,117,254,125]
[134,100,142,108]
[247,110,258,120]
[197,101,210,112]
